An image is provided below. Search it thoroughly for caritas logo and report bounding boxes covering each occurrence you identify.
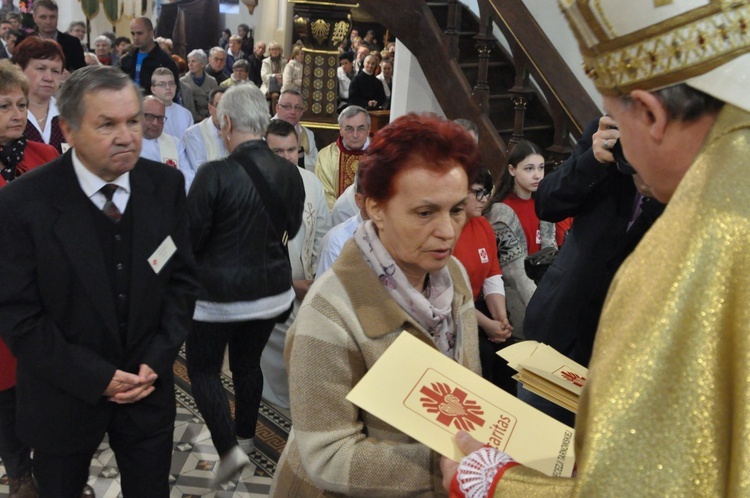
[419,382,485,431]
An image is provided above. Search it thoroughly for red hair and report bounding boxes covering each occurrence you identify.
[13,37,66,71]
[359,113,480,203]
[171,54,187,74]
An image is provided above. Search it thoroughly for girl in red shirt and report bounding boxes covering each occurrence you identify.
[483,140,570,337]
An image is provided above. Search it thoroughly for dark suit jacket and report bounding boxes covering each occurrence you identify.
[55,30,86,71]
[0,152,198,453]
[119,44,181,102]
[522,118,664,366]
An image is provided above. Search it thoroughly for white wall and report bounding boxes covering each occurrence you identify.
[220,0,291,52]
[521,0,600,107]
[389,40,444,121]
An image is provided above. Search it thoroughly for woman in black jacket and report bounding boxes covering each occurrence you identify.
[185,83,305,486]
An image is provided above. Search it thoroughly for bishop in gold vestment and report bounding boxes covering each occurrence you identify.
[492,104,750,497]
[444,1,750,496]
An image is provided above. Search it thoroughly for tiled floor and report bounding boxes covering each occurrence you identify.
[0,351,287,497]
[0,405,275,498]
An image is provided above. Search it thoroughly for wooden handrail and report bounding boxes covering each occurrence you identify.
[356,0,600,168]
[484,0,599,135]
[358,0,508,169]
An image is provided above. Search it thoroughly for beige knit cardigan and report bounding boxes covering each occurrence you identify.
[269,239,481,497]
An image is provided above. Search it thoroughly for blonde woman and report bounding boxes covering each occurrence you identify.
[259,41,286,100]
[281,45,304,93]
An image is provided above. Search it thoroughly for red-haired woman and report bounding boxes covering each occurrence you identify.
[270,113,482,496]
[14,36,66,153]
[0,59,58,497]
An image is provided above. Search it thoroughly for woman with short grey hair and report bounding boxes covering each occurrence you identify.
[186,83,305,487]
[180,49,218,120]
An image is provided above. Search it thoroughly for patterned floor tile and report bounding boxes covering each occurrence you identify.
[0,353,287,497]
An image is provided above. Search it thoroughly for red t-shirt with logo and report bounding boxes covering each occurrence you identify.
[502,193,569,254]
[454,216,502,300]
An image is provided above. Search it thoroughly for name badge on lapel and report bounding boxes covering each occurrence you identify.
[148,235,177,274]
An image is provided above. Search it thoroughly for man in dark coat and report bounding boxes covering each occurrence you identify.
[119,16,180,102]
[0,66,198,498]
[520,116,665,425]
[32,0,85,72]
[185,83,305,486]
[247,40,266,87]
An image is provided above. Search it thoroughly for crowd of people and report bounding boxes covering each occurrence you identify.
[1,1,749,498]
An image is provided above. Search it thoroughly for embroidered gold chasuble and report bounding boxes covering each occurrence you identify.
[315,136,365,210]
[494,105,750,496]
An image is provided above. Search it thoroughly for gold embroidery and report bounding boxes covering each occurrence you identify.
[332,21,350,46]
[562,1,750,95]
[310,19,331,45]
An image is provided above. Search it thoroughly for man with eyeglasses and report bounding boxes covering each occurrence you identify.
[204,47,230,85]
[272,90,317,172]
[315,105,370,210]
[140,96,191,191]
[120,16,179,100]
[151,67,194,140]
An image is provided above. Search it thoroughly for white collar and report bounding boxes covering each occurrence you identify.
[71,149,131,199]
[343,136,370,152]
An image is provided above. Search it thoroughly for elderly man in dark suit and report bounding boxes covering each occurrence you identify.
[0,65,198,498]
[32,0,86,72]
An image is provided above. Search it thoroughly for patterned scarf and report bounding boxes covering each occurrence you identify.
[270,55,282,74]
[0,137,27,182]
[354,220,457,358]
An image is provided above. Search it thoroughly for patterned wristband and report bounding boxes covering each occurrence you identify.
[453,447,516,498]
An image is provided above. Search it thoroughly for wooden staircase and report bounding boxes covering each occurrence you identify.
[428,1,555,148]
[358,0,600,172]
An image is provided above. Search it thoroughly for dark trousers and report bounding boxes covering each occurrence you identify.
[33,409,173,498]
[475,298,519,395]
[0,387,31,479]
[186,318,276,455]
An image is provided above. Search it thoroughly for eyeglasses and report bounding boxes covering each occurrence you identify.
[277,103,305,112]
[472,188,490,201]
[144,113,168,123]
[153,81,176,88]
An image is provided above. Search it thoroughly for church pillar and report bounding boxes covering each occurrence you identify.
[289,1,358,125]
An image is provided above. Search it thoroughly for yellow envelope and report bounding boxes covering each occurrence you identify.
[346,333,576,477]
[500,341,588,396]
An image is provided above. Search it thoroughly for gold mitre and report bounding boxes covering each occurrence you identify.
[559,0,750,111]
